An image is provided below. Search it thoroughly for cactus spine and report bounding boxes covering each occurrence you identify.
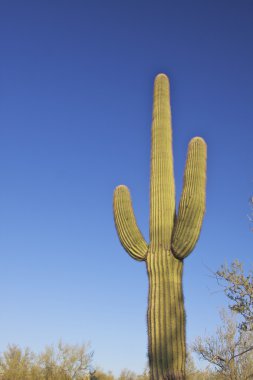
[113,74,207,380]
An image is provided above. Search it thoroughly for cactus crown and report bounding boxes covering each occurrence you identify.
[113,73,207,260]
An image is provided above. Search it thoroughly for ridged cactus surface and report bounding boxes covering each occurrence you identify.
[113,74,207,380]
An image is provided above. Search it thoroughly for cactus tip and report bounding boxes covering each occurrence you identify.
[190,136,207,146]
[115,184,128,193]
[154,72,169,82]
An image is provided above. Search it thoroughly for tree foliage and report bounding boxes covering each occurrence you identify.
[216,260,253,332]
[0,345,39,380]
[92,369,115,380]
[192,309,253,380]
[0,341,93,380]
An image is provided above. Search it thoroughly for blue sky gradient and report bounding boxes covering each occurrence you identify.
[0,0,253,375]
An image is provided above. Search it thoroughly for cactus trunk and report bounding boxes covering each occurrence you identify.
[113,73,207,380]
[147,251,185,379]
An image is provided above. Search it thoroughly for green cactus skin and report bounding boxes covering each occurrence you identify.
[113,74,207,380]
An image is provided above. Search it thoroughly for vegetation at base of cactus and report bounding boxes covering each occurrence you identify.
[192,309,253,380]
[113,74,207,380]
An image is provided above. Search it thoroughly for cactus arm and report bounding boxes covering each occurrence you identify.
[113,185,148,261]
[149,74,175,250]
[171,137,207,259]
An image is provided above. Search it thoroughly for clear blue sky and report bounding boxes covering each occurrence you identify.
[0,0,252,375]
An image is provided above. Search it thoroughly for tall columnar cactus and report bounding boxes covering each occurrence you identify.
[113,74,207,380]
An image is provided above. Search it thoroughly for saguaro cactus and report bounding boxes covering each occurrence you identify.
[113,74,207,380]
